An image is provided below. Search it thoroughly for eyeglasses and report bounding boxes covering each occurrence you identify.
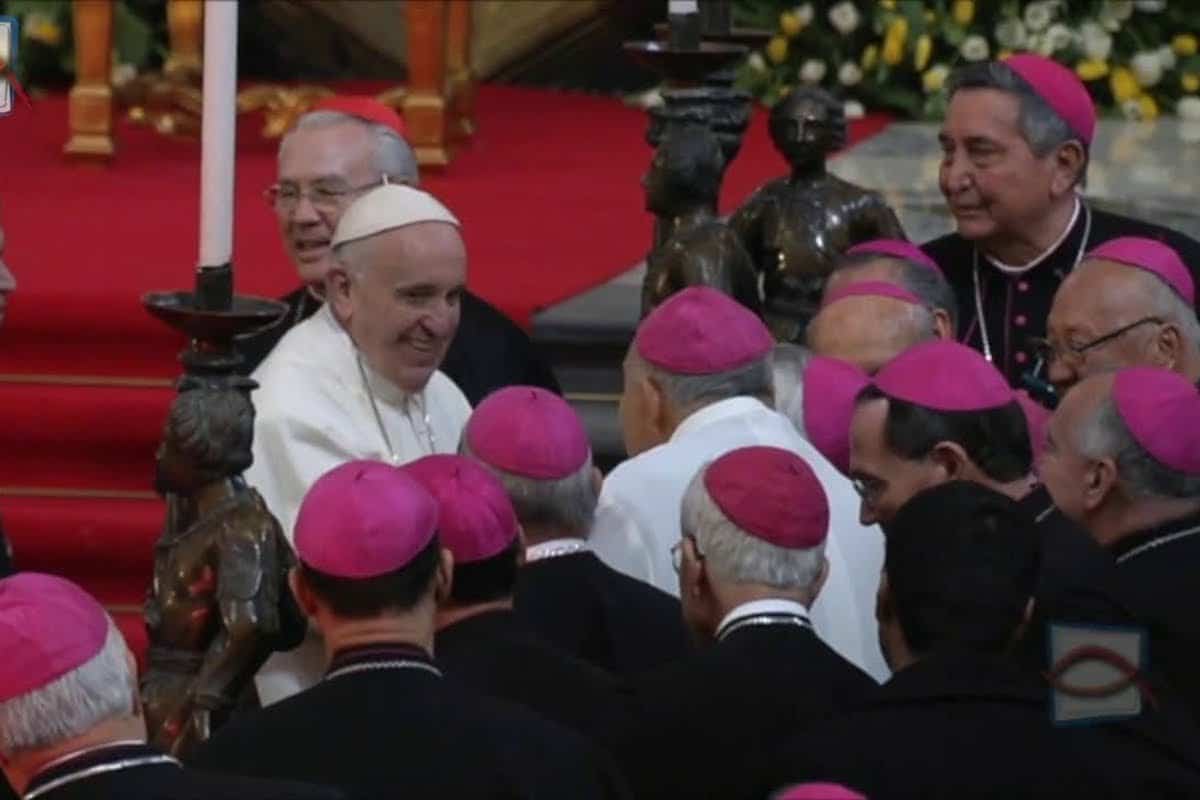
[264,177,386,213]
[850,475,884,503]
[1030,317,1163,368]
[670,535,705,574]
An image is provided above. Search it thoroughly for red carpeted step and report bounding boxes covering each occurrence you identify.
[2,494,161,578]
[0,382,173,491]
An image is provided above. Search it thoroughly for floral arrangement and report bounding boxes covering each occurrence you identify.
[734,1,1200,121]
[0,0,161,90]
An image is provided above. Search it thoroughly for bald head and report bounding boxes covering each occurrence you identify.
[807,296,936,374]
[826,255,958,336]
[1046,258,1200,395]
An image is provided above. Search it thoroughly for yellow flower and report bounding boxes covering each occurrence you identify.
[1110,66,1140,103]
[766,36,789,65]
[952,0,975,27]
[923,64,950,94]
[997,49,1014,60]
[882,17,909,66]
[1138,95,1159,121]
[1172,34,1198,58]
[1076,60,1110,82]
[1183,73,1200,93]
[879,0,896,9]
[24,14,63,47]
[924,10,937,25]
[779,11,805,39]
[861,44,879,71]
[914,34,933,72]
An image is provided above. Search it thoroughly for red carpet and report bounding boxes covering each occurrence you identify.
[0,82,891,662]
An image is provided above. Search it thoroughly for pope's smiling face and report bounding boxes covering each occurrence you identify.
[938,87,1064,246]
[330,222,466,394]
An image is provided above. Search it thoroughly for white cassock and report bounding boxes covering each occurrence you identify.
[589,396,889,682]
[245,303,471,704]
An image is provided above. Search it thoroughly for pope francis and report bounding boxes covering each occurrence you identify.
[247,182,472,703]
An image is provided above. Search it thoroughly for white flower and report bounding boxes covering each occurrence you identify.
[1177,96,1200,121]
[960,35,990,62]
[747,52,767,73]
[1135,0,1167,10]
[838,62,863,86]
[1080,21,1113,62]
[1121,98,1145,120]
[1023,1,1055,32]
[794,2,815,27]
[1132,51,1164,88]
[994,19,1028,51]
[1099,0,1134,31]
[843,99,865,119]
[827,2,860,35]
[800,59,827,84]
[1045,24,1073,53]
[1109,0,1135,19]
[1157,44,1177,71]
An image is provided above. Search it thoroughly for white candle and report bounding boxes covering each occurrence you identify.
[668,0,699,13]
[198,0,238,267]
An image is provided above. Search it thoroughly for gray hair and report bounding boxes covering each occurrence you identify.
[287,109,419,186]
[647,356,774,413]
[0,625,134,754]
[681,464,825,590]
[837,253,960,330]
[771,343,812,435]
[949,61,1088,185]
[1138,268,1200,351]
[461,441,599,536]
[1079,394,1200,500]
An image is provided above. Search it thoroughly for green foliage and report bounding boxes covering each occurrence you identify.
[0,0,164,89]
[733,0,1200,119]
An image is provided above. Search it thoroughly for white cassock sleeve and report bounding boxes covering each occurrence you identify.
[590,490,656,587]
[245,359,363,543]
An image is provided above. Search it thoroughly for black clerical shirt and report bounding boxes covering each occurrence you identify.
[924,204,1200,386]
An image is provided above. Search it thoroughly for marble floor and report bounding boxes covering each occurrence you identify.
[533,118,1200,463]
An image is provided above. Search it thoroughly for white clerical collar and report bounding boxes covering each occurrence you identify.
[984,196,1081,275]
[671,396,767,444]
[715,598,811,639]
[525,537,589,563]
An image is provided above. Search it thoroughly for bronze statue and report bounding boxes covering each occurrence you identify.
[642,122,761,315]
[730,87,905,340]
[142,381,305,758]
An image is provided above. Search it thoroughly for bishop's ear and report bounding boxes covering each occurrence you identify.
[1050,141,1087,196]
[1082,457,1118,512]
[928,441,970,481]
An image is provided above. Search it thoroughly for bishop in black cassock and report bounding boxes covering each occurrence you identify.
[761,481,1200,799]
[195,461,625,799]
[461,385,691,677]
[408,453,630,750]
[612,447,875,800]
[923,56,1200,391]
[1041,367,1200,726]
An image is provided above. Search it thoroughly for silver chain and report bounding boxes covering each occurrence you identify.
[355,353,437,464]
[971,202,1092,367]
